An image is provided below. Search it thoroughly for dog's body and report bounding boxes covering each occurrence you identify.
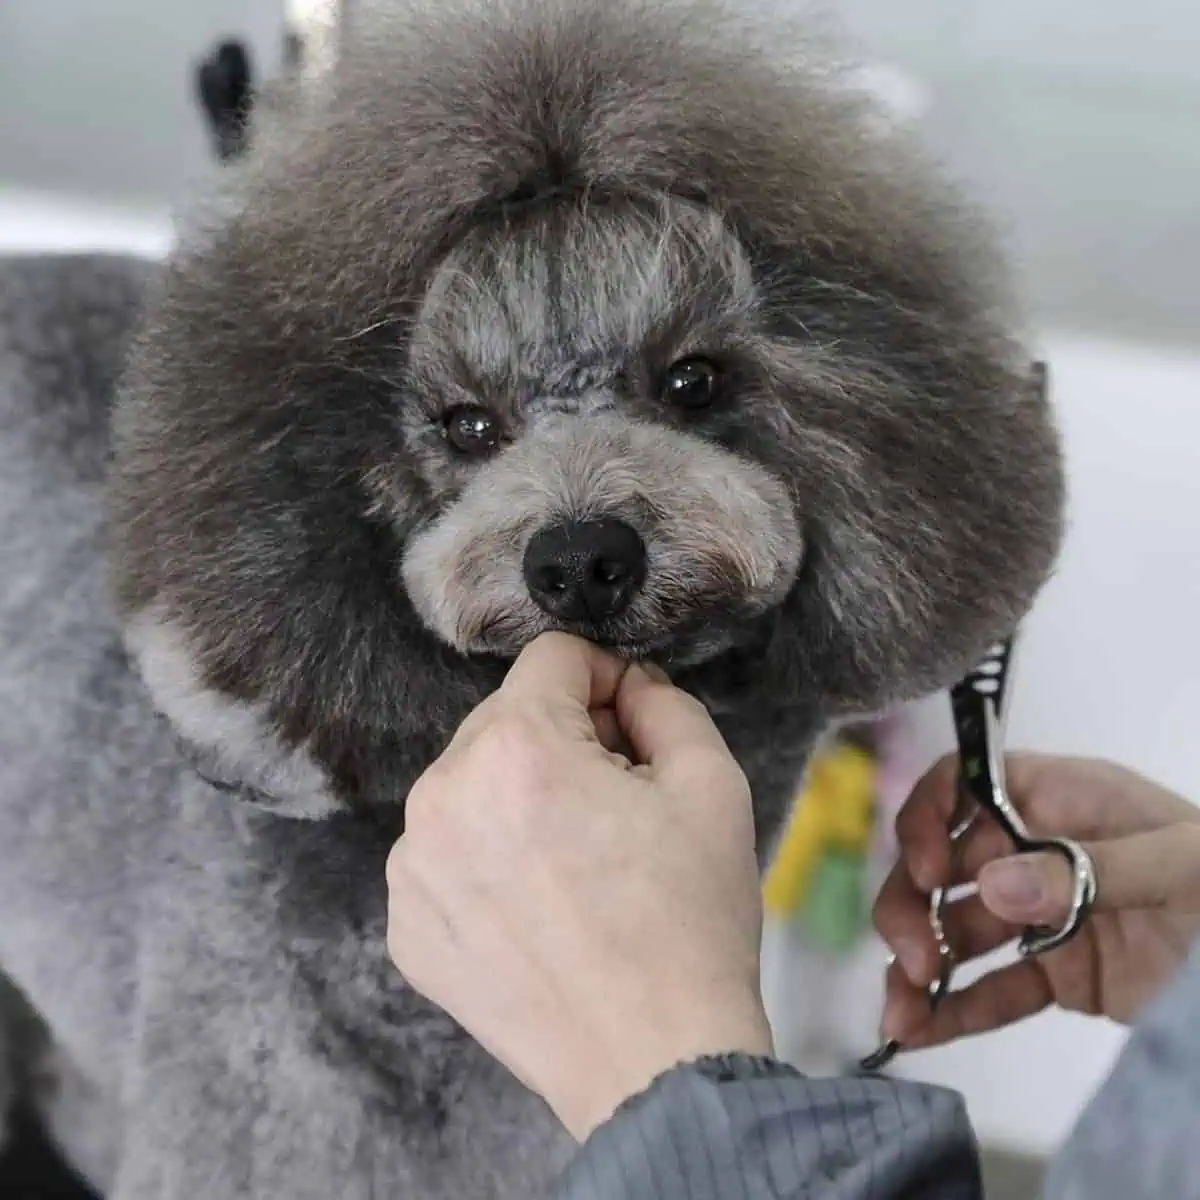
[0,261,574,1200]
[0,1,1064,1196]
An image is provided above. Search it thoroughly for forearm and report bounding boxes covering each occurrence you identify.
[554,1053,983,1200]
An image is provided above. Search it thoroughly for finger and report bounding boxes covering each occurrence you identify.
[985,754,1195,841]
[615,664,735,779]
[893,810,1013,896]
[446,634,626,755]
[442,690,505,753]
[874,867,1016,988]
[384,837,458,971]
[895,752,1163,893]
[583,713,634,770]
[591,707,629,756]
[979,822,1200,927]
[948,818,1019,885]
[895,762,1198,899]
[939,892,1016,963]
[884,959,1054,1050]
[878,957,939,1044]
[1001,754,1188,840]
[501,632,628,713]
[894,756,963,892]
[872,862,946,987]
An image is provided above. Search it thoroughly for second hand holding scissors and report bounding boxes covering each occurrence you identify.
[860,633,1099,1073]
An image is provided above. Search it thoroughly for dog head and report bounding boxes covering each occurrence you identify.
[110,0,1063,820]
[395,197,803,668]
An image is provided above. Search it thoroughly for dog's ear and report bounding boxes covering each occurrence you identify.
[124,609,346,819]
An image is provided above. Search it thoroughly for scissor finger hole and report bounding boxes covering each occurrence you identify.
[1015,839,1098,957]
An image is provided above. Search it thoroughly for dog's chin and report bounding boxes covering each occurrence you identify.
[454,598,782,670]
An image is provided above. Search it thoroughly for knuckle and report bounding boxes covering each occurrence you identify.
[682,748,748,796]
[670,686,708,716]
[892,806,926,854]
[384,837,408,892]
[476,713,546,774]
[1023,769,1096,835]
[895,755,957,838]
[473,712,559,813]
[403,765,449,832]
[384,908,408,960]
[927,753,960,786]
[892,801,918,842]
[872,883,914,944]
[870,872,900,927]
[410,708,566,840]
[1087,755,1129,780]
[1152,823,1200,899]
[1176,828,1200,899]
[676,689,721,730]
[385,929,425,993]
[694,742,741,778]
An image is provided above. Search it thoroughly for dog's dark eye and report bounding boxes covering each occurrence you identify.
[442,405,501,456]
[662,358,721,410]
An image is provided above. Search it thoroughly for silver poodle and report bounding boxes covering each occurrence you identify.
[0,0,1063,1195]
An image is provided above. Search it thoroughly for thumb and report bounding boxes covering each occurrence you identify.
[978,822,1200,926]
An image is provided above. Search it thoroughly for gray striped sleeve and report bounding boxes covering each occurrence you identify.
[1045,938,1200,1200]
[554,1054,983,1199]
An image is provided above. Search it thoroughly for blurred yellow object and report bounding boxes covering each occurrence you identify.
[762,739,877,918]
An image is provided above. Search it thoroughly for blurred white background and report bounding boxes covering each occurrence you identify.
[1,0,1197,1165]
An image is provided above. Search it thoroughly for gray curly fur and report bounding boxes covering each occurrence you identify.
[0,1,1064,1195]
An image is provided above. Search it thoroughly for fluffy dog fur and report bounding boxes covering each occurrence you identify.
[0,0,1064,1195]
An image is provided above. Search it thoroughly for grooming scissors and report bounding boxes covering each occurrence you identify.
[859,626,1099,1073]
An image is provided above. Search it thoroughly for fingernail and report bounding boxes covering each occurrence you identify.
[982,856,1046,916]
[912,860,938,894]
[892,937,926,984]
[639,661,670,684]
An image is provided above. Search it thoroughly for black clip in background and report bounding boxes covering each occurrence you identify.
[195,39,255,163]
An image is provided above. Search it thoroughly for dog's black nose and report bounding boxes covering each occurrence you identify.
[523,519,647,622]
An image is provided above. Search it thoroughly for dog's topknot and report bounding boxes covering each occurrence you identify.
[164,0,1006,357]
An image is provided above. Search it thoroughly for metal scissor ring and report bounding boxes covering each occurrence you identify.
[859,835,1097,1074]
[1013,836,1098,957]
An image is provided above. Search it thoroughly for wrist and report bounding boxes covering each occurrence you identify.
[555,992,775,1141]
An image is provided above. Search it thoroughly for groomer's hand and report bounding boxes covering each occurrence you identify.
[386,632,772,1141]
[875,754,1200,1050]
